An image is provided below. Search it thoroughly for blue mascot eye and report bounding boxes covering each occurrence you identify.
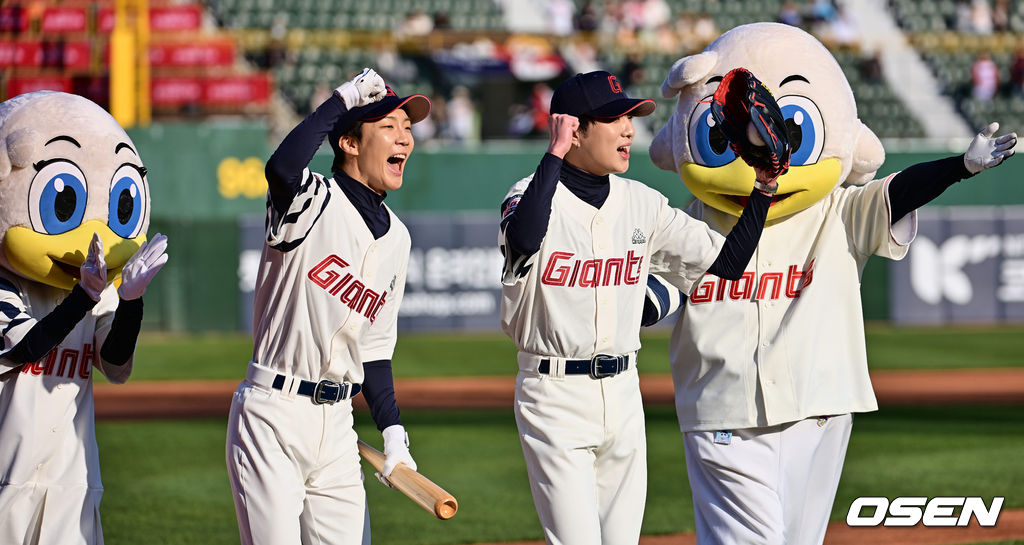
[777,96,825,166]
[108,165,146,239]
[689,102,737,168]
[28,161,88,235]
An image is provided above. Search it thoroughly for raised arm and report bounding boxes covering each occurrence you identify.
[265,68,386,214]
[889,122,1017,223]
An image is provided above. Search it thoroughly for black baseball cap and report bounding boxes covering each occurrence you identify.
[329,84,431,153]
[550,71,656,119]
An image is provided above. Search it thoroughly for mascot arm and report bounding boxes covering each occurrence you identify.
[888,155,972,223]
[265,94,352,215]
[98,297,143,366]
[707,189,772,280]
[4,284,96,364]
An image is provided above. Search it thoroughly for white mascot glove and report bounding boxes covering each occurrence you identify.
[964,121,1017,174]
[79,233,108,302]
[334,67,387,110]
[118,233,169,300]
[375,424,416,488]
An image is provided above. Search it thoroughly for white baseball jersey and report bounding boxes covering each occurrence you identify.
[671,175,916,432]
[0,271,127,545]
[500,169,724,545]
[251,168,409,383]
[227,167,408,545]
[500,173,724,358]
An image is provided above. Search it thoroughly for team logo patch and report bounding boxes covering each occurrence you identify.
[631,228,647,245]
[502,196,522,220]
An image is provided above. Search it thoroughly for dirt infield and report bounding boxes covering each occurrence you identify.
[472,509,1024,545]
[93,368,1024,420]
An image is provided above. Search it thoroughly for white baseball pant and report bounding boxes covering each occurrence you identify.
[225,377,370,545]
[514,365,647,545]
[684,414,853,545]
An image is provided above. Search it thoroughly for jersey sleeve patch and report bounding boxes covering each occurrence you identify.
[501,195,522,221]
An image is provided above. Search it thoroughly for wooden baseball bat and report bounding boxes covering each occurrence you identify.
[357,440,458,520]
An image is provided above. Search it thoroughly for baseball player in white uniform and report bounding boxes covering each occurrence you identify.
[643,123,1017,545]
[499,71,779,545]
[0,91,169,545]
[224,68,430,545]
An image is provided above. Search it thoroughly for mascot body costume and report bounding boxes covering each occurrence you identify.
[646,23,1016,544]
[0,91,168,545]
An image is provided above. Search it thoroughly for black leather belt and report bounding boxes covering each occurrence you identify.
[538,354,630,379]
[272,375,361,405]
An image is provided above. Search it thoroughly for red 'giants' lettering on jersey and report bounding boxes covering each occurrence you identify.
[540,250,643,287]
[307,254,388,322]
[20,344,94,379]
[690,259,815,304]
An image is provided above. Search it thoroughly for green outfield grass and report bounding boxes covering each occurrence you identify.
[96,405,1024,545]
[124,323,1024,382]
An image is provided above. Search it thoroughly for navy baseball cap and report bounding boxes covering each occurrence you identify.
[550,71,656,119]
[329,85,431,152]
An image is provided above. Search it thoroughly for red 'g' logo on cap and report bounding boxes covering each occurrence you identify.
[608,76,622,93]
[385,86,398,97]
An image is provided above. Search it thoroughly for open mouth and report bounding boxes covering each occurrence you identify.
[616,145,630,159]
[50,258,83,279]
[725,192,796,208]
[386,154,407,175]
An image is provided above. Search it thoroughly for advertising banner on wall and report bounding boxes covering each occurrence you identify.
[889,206,1024,324]
[238,213,504,333]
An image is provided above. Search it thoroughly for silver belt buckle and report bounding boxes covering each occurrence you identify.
[313,379,347,405]
[589,354,621,379]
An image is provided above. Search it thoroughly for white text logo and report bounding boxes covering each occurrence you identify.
[846,496,1003,527]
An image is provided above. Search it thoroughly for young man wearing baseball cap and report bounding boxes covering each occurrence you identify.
[498,70,778,544]
[225,68,430,545]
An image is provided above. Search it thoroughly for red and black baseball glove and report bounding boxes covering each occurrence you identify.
[710,67,791,178]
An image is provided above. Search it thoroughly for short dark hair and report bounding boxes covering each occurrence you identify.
[331,121,364,171]
[578,116,597,135]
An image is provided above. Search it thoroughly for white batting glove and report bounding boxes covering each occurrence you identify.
[79,233,107,302]
[964,122,1017,174]
[375,424,416,489]
[334,68,387,110]
[118,233,169,300]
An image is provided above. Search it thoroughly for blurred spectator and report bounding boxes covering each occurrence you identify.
[970,51,999,100]
[859,50,884,84]
[992,0,1009,31]
[692,12,718,45]
[446,86,478,143]
[621,52,645,88]
[969,0,993,34]
[267,13,289,68]
[778,1,803,27]
[376,45,417,83]
[575,1,600,31]
[809,0,837,23]
[397,9,434,38]
[548,0,576,36]
[953,0,973,32]
[434,11,451,30]
[641,0,671,30]
[1010,48,1024,98]
[828,6,860,47]
[508,104,534,137]
[309,82,332,112]
[560,39,601,73]
[529,82,554,137]
[413,93,445,141]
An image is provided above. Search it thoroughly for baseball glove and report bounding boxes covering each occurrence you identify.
[710,67,791,178]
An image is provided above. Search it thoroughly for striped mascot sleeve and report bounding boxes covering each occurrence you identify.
[641,274,686,327]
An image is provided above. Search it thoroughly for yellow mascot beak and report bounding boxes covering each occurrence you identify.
[4,220,146,290]
[679,158,842,222]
